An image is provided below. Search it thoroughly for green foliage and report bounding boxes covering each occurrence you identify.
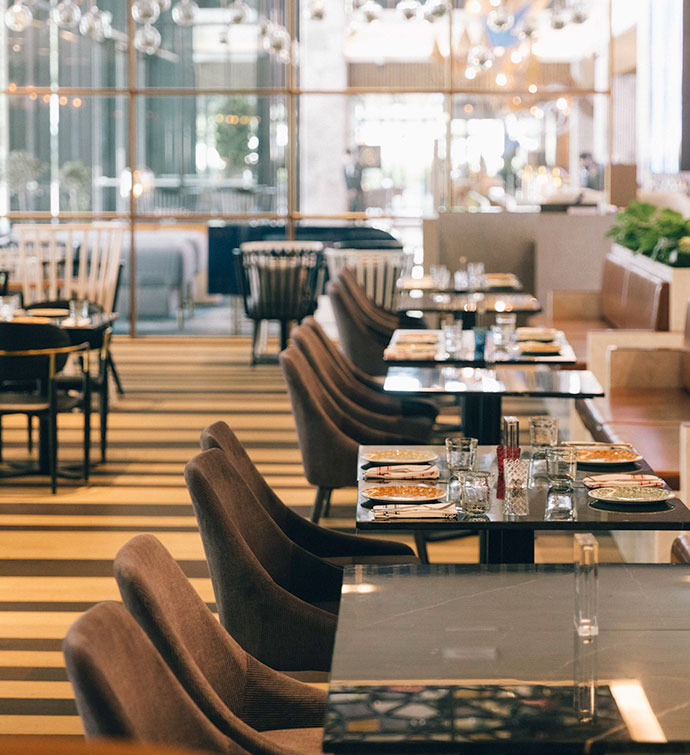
[4,150,47,211]
[606,200,690,267]
[59,161,91,211]
[214,96,257,178]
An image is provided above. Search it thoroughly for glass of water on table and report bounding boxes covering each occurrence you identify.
[446,436,478,507]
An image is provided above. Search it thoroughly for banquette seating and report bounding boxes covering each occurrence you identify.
[533,252,670,366]
[576,300,690,494]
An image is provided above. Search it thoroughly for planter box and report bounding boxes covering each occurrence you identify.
[610,243,690,331]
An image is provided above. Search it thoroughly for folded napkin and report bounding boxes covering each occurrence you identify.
[583,473,664,490]
[373,501,456,520]
[61,317,91,327]
[363,464,440,480]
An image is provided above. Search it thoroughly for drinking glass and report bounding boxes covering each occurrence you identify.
[546,445,577,491]
[0,295,19,321]
[442,321,463,355]
[445,436,478,476]
[490,312,516,350]
[69,299,89,321]
[461,471,492,514]
[545,489,575,521]
[528,416,559,483]
[467,261,485,291]
[430,264,450,289]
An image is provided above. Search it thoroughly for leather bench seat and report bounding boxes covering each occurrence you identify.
[532,253,669,366]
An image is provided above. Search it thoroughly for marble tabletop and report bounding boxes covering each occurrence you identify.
[324,563,690,753]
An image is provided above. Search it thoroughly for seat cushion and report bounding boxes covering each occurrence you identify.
[528,317,609,365]
[262,726,328,755]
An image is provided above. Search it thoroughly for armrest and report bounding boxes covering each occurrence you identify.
[607,346,683,390]
[587,330,685,387]
[549,290,602,320]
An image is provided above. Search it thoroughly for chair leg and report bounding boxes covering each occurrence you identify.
[49,412,57,495]
[279,320,290,352]
[414,532,429,564]
[0,415,3,463]
[100,362,109,464]
[27,415,33,453]
[322,488,333,517]
[107,353,125,395]
[311,487,331,524]
[251,321,261,366]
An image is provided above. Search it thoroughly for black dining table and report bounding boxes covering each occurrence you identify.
[397,291,541,328]
[355,445,690,564]
[323,563,690,754]
[385,328,577,367]
[383,366,604,444]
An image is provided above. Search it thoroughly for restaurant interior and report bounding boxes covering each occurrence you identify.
[2,0,690,751]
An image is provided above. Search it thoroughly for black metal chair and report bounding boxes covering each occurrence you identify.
[235,242,325,365]
[0,321,90,492]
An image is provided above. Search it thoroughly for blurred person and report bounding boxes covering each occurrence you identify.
[344,148,365,212]
[579,152,604,191]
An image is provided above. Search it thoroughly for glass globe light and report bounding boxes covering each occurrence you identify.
[359,0,382,23]
[518,22,536,40]
[52,0,81,29]
[269,26,291,55]
[5,2,32,32]
[397,0,421,21]
[132,0,160,25]
[551,9,570,29]
[424,0,449,22]
[134,23,161,55]
[171,0,197,26]
[308,1,325,20]
[487,8,514,33]
[468,44,494,70]
[228,0,249,24]
[157,0,172,11]
[79,5,104,40]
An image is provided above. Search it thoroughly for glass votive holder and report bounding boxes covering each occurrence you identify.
[504,458,529,491]
[546,446,578,491]
[69,299,89,321]
[461,470,492,515]
[442,321,463,355]
[504,488,529,518]
[0,295,19,321]
[467,261,485,291]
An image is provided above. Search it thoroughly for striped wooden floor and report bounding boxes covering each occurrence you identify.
[0,336,622,738]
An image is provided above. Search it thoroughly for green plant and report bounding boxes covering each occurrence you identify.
[606,200,690,267]
[4,150,47,211]
[60,160,91,211]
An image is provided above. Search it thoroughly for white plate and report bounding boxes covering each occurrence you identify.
[362,485,447,503]
[588,486,673,504]
[362,449,439,464]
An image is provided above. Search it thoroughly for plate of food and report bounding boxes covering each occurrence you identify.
[565,443,643,466]
[362,449,439,464]
[25,308,70,317]
[485,273,518,288]
[518,341,561,356]
[588,486,674,504]
[362,484,447,503]
[396,332,439,344]
[515,327,557,342]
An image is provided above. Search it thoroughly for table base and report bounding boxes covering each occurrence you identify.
[480,529,535,564]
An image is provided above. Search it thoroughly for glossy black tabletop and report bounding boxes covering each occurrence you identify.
[398,272,523,294]
[385,329,577,366]
[383,366,603,397]
[397,291,540,314]
[356,445,690,532]
[324,563,690,753]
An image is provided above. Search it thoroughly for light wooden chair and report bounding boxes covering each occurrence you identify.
[13,223,125,313]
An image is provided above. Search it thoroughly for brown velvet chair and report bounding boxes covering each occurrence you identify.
[64,602,327,754]
[185,449,338,671]
[326,276,391,376]
[280,345,431,522]
[114,534,327,752]
[290,323,434,441]
[293,319,438,424]
[200,420,417,564]
[671,535,690,563]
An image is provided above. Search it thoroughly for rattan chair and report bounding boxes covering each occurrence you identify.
[200,420,417,564]
[114,534,327,752]
[235,242,325,365]
[185,449,338,672]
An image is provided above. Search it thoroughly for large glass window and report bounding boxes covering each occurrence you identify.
[0,0,613,335]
